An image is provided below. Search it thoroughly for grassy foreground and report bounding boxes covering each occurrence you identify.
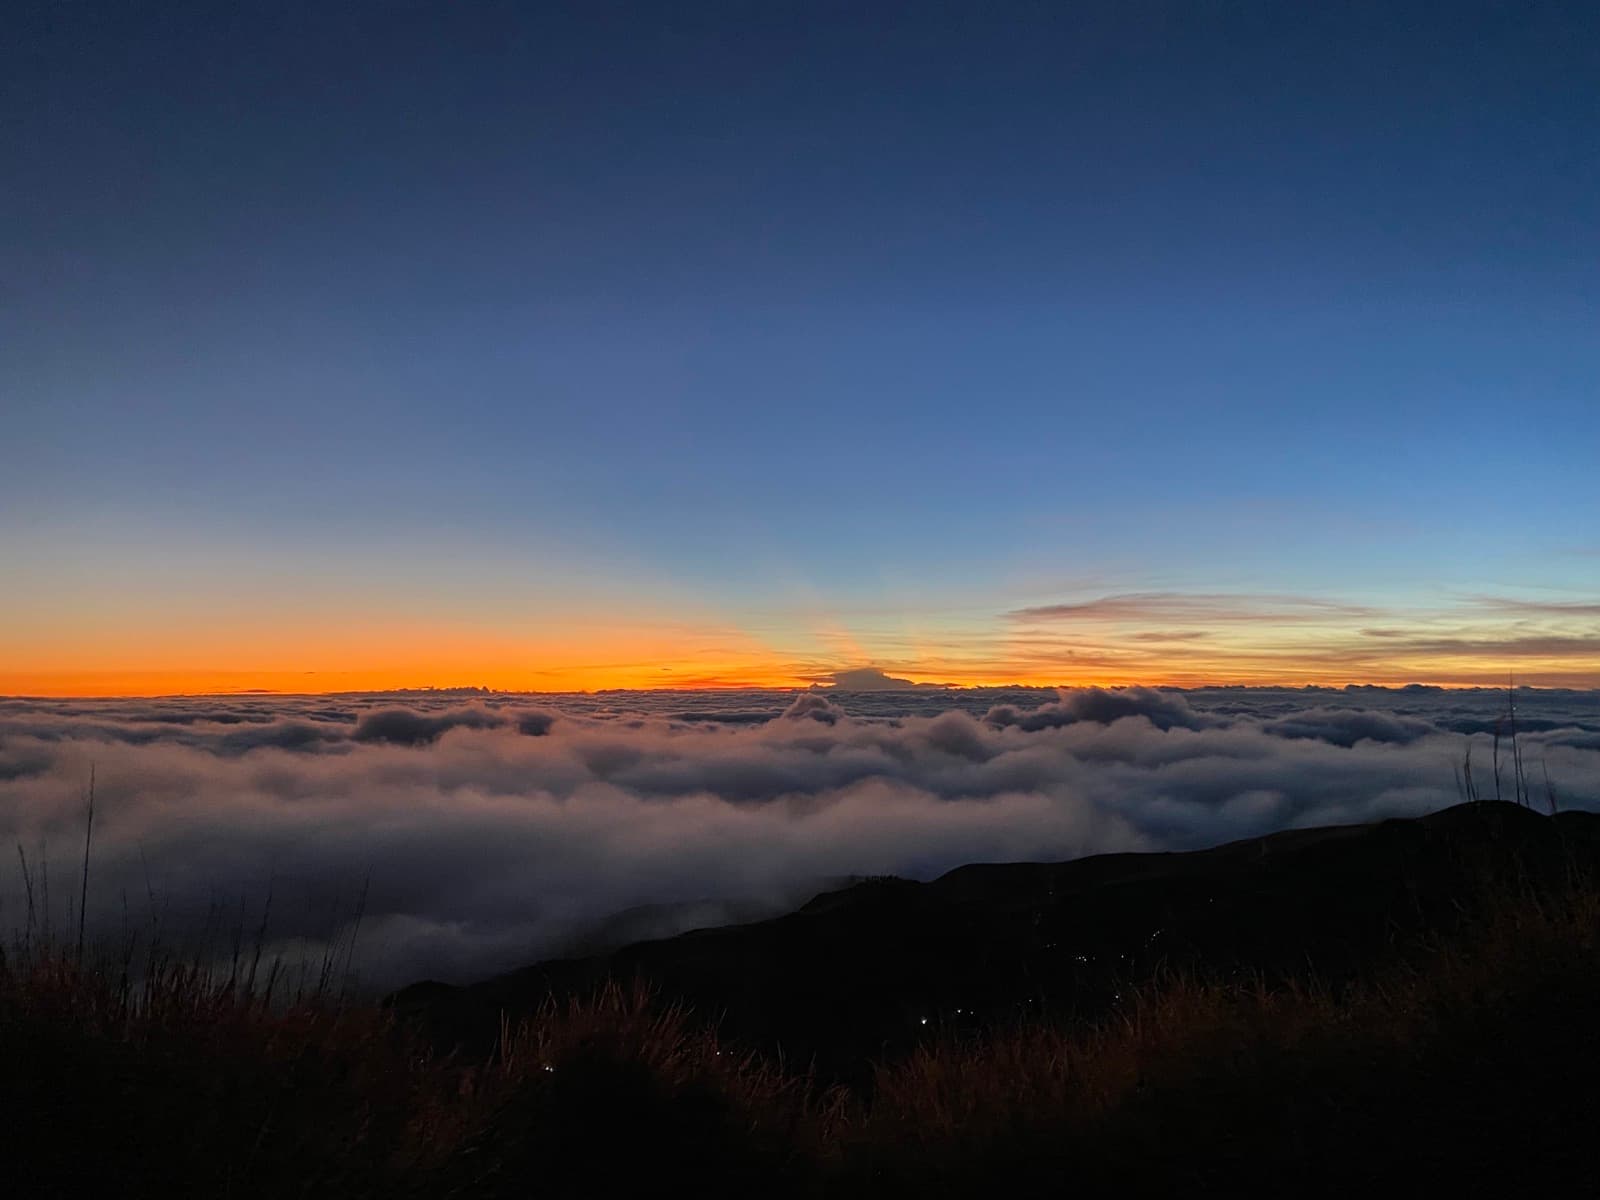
[5,875,1600,1197]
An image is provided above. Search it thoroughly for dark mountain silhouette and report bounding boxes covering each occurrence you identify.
[395,802,1600,1079]
[552,896,794,958]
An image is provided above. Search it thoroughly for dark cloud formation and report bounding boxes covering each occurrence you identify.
[983,686,1211,732]
[217,721,346,754]
[781,693,845,724]
[2,687,1597,987]
[822,667,925,691]
[515,710,558,737]
[351,705,506,746]
[1261,707,1436,748]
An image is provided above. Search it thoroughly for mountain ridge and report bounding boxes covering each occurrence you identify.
[394,801,1600,1079]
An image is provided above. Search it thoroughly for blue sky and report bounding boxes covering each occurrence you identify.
[4,1,1597,692]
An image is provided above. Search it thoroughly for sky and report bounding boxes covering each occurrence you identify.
[5,1,1598,695]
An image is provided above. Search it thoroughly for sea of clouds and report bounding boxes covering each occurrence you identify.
[3,686,1598,986]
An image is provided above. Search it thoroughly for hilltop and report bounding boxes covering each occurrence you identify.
[397,801,1600,1078]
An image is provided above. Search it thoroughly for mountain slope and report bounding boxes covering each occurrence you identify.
[395,802,1600,1078]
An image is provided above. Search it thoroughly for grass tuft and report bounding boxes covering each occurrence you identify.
[4,868,1600,1196]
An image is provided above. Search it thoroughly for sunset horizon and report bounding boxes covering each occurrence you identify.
[6,3,1599,1191]
[11,578,1600,696]
[13,666,1600,700]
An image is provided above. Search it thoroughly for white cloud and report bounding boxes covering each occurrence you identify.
[1,687,1596,985]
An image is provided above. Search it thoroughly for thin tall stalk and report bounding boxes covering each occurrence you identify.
[40,838,50,945]
[340,872,371,999]
[1506,678,1528,808]
[76,765,96,964]
[16,843,36,941]
[1456,742,1481,803]
[245,880,274,998]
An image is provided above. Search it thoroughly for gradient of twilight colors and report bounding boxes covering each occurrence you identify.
[5,2,1598,696]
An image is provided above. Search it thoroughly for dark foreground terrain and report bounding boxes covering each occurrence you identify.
[398,800,1600,1078]
[8,801,1600,1197]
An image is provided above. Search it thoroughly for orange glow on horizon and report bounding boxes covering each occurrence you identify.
[5,599,1597,696]
[7,658,1598,697]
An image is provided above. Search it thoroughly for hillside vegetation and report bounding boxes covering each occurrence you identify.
[5,801,1599,1197]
